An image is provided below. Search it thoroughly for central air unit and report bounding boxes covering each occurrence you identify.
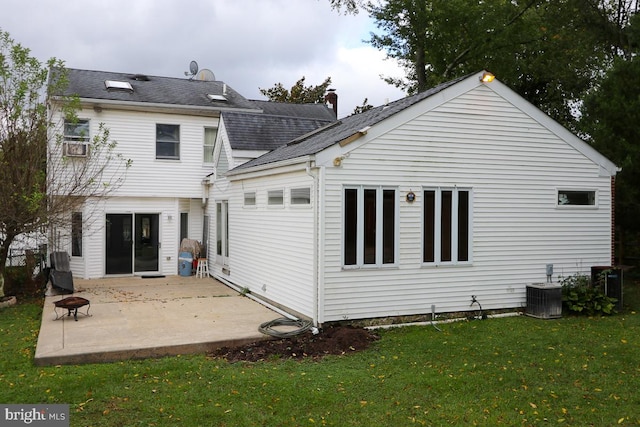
[526,283,562,319]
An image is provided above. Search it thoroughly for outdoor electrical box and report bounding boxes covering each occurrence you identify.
[591,266,623,311]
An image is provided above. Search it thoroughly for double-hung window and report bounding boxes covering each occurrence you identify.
[63,119,90,157]
[204,127,217,164]
[343,186,397,267]
[156,124,180,159]
[423,188,471,264]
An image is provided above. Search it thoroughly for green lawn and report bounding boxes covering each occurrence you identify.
[1,285,640,426]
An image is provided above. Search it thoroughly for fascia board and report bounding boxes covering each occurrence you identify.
[52,96,260,117]
[226,156,313,181]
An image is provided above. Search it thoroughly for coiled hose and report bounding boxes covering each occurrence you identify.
[258,317,313,338]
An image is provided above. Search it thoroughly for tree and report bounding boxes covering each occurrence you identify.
[332,0,638,130]
[352,98,374,115]
[579,12,640,261]
[0,30,130,298]
[259,76,332,104]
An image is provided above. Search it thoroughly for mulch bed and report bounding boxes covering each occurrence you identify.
[210,325,379,362]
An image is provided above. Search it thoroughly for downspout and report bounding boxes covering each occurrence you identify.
[317,164,326,326]
[201,177,212,208]
[306,161,321,327]
[611,176,616,266]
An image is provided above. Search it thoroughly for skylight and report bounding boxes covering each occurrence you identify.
[207,94,227,102]
[105,80,133,91]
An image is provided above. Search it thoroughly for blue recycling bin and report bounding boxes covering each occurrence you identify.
[178,251,193,276]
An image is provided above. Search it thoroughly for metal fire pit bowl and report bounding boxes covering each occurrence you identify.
[54,297,91,321]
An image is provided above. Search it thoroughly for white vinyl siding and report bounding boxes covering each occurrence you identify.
[318,85,613,322]
[53,106,216,278]
[227,171,316,317]
[63,109,219,198]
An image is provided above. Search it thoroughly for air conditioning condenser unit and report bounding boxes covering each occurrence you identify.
[526,283,562,319]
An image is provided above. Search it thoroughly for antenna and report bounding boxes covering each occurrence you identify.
[195,69,216,81]
[184,60,199,79]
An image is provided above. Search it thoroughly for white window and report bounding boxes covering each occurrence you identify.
[156,124,180,159]
[63,119,90,157]
[268,190,284,206]
[244,192,256,207]
[71,212,82,257]
[204,127,217,164]
[423,188,472,264]
[557,190,596,206]
[291,187,311,205]
[343,186,397,267]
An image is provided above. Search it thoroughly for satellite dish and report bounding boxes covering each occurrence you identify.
[189,60,199,76]
[196,68,216,81]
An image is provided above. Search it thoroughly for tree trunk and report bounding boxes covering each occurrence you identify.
[0,235,15,298]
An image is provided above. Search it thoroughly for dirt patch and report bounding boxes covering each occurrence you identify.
[210,325,379,363]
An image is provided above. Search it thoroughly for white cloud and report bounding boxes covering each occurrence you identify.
[1,0,408,116]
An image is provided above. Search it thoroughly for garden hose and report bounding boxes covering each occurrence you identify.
[258,317,314,338]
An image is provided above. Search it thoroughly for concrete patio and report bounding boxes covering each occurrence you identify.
[34,276,280,366]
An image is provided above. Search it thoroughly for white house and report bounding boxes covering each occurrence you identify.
[50,68,618,325]
[216,71,619,324]
[49,68,335,278]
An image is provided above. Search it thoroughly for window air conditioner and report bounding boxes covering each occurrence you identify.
[64,142,88,157]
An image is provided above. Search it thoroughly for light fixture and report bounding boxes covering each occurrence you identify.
[480,71,495,83]
[406,191,416,203]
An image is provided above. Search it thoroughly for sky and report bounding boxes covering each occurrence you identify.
[2,0,407,118]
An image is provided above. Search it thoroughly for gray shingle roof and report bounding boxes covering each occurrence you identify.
[59,68,259,111]
[230,75,468,172]
[222,111,335,151]
[250,100,337,121]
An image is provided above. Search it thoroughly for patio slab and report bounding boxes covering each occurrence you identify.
[34,276,279,366]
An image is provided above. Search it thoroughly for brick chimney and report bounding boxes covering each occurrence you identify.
[325,89,338,117]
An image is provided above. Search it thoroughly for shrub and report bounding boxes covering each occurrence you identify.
[560,273,617,315]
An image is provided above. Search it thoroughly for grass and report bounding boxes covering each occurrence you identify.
[1,284,640,426]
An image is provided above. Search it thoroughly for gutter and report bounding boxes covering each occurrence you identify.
[52,96,261,116]
[225,156,313,180]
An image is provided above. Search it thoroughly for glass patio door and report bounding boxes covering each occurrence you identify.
[134,213,159,273]
[106,213,160,275]
[106,214,133,274]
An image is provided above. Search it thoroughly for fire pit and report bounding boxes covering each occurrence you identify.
[54,296,91,321]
